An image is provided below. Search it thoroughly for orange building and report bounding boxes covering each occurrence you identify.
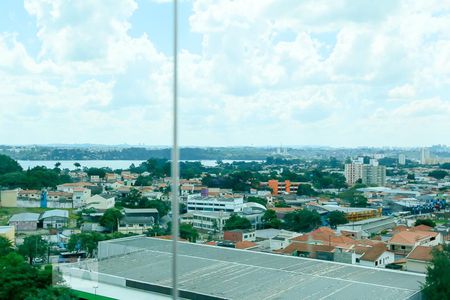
[264,180,301,195]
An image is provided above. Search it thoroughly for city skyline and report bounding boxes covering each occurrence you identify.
[1,0,449,146]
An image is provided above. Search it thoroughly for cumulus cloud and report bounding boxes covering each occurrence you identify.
[0,0,449,146]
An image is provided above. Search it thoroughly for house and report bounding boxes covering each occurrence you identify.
[57,182,95,193]
[72,187,92,208]
[85,194,115,210]
[387,230,441,258]
[118,208,159,234]
[40,209,69,229]
[358,244,394,268]
[0,226,15,245]
[406,246,433,273]
[8,213,40,231]
[18,190,41,200]
[282,243,335,261]
[224,229,256,242]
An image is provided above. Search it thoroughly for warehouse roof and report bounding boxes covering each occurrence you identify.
[89,236,425,300]
[9,213,40,222]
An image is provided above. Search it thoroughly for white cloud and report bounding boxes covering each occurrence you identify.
[1,0,450,146]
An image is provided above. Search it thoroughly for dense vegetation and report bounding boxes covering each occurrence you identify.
[283,209,321,232]
[423,244,450,299]
[0,155,72,189]
[415,219,436,228]
[0,236,75,299]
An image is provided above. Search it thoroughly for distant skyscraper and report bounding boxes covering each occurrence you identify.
[420,148,430,164]
[398,154,406,165]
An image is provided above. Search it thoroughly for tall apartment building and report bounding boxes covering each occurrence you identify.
[344,163,364,185]
[398,154,406,165]
[420,148,430,165]
[345,162,386,186]
[362,165,386,186]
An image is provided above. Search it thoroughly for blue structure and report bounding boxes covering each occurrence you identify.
[40,190,47,208]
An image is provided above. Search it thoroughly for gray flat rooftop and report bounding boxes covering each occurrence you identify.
[93,236,425,300]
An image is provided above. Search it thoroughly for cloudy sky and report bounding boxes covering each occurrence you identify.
[0,0,449,147]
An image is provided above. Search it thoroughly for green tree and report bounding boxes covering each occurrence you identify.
[407,173,415,180]
[18,235,48,265]
[328,211,348,227]
[262,209,281,229]
[100,208,123,232]
[0,154,22,175]
[415,219,436,228]
[73,162,81,169]
[224,214,252,231]
[283,209,321,232]
[422,245,450,299]
[429,170,449,180]
[350,195,368,208]
[67,232,104,257]
[296,184,317,196]
[180,224,199,242]
[246,196,267,207]
[86,167,107,178]
[441,163,450,170]
[0,236,13,257]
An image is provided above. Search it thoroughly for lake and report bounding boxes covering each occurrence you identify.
[18,159,263,170]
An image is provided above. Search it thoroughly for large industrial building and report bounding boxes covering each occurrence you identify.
[60,236,425,299]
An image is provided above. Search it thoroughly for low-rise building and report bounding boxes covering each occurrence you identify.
[405,246,433,273]
[40,209,69,229]
[118,208,159,234]
[224,229,256,242]
[85,194,115,210]
[388,230,441,258]
[187,194,244,213]
[191,211,231,232]
[358,244,394,268]
[9,213,40,231]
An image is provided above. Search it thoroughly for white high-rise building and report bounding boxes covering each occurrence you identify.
[420,148,430,165]
[344,163,364,185]
[398,154,406,165]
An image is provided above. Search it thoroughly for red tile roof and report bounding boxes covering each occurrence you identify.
[406,246,433,262]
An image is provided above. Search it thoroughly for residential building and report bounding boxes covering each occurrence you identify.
[8,213,40,231]
[118,208,159,234]
[362,164,386,186]
[57,182,95,193]
[420,148,431,165]
[358,244,394,268]
[398,154,406,165]
[405,246,433,273]
[18,190,41,200]
[0,189,18,207]
[186,194,244,213]
[40,209,69,229]
[85,194,115,210]
[0,226,15,245]
[388,230,441,258]
[224,229,256,242]
[72,187,92,208]
[344,163,364,185]
[345,162,386,186]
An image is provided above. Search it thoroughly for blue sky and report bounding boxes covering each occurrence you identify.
[0,0,449,147]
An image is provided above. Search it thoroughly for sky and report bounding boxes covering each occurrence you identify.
[0,0,449,147]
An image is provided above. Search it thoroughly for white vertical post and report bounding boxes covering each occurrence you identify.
[171,0,179,299]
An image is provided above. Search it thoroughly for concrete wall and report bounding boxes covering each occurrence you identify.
[17,199,73,208]
[0,190,18,207]
[9,221,37,231]
[406,260,428,273]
